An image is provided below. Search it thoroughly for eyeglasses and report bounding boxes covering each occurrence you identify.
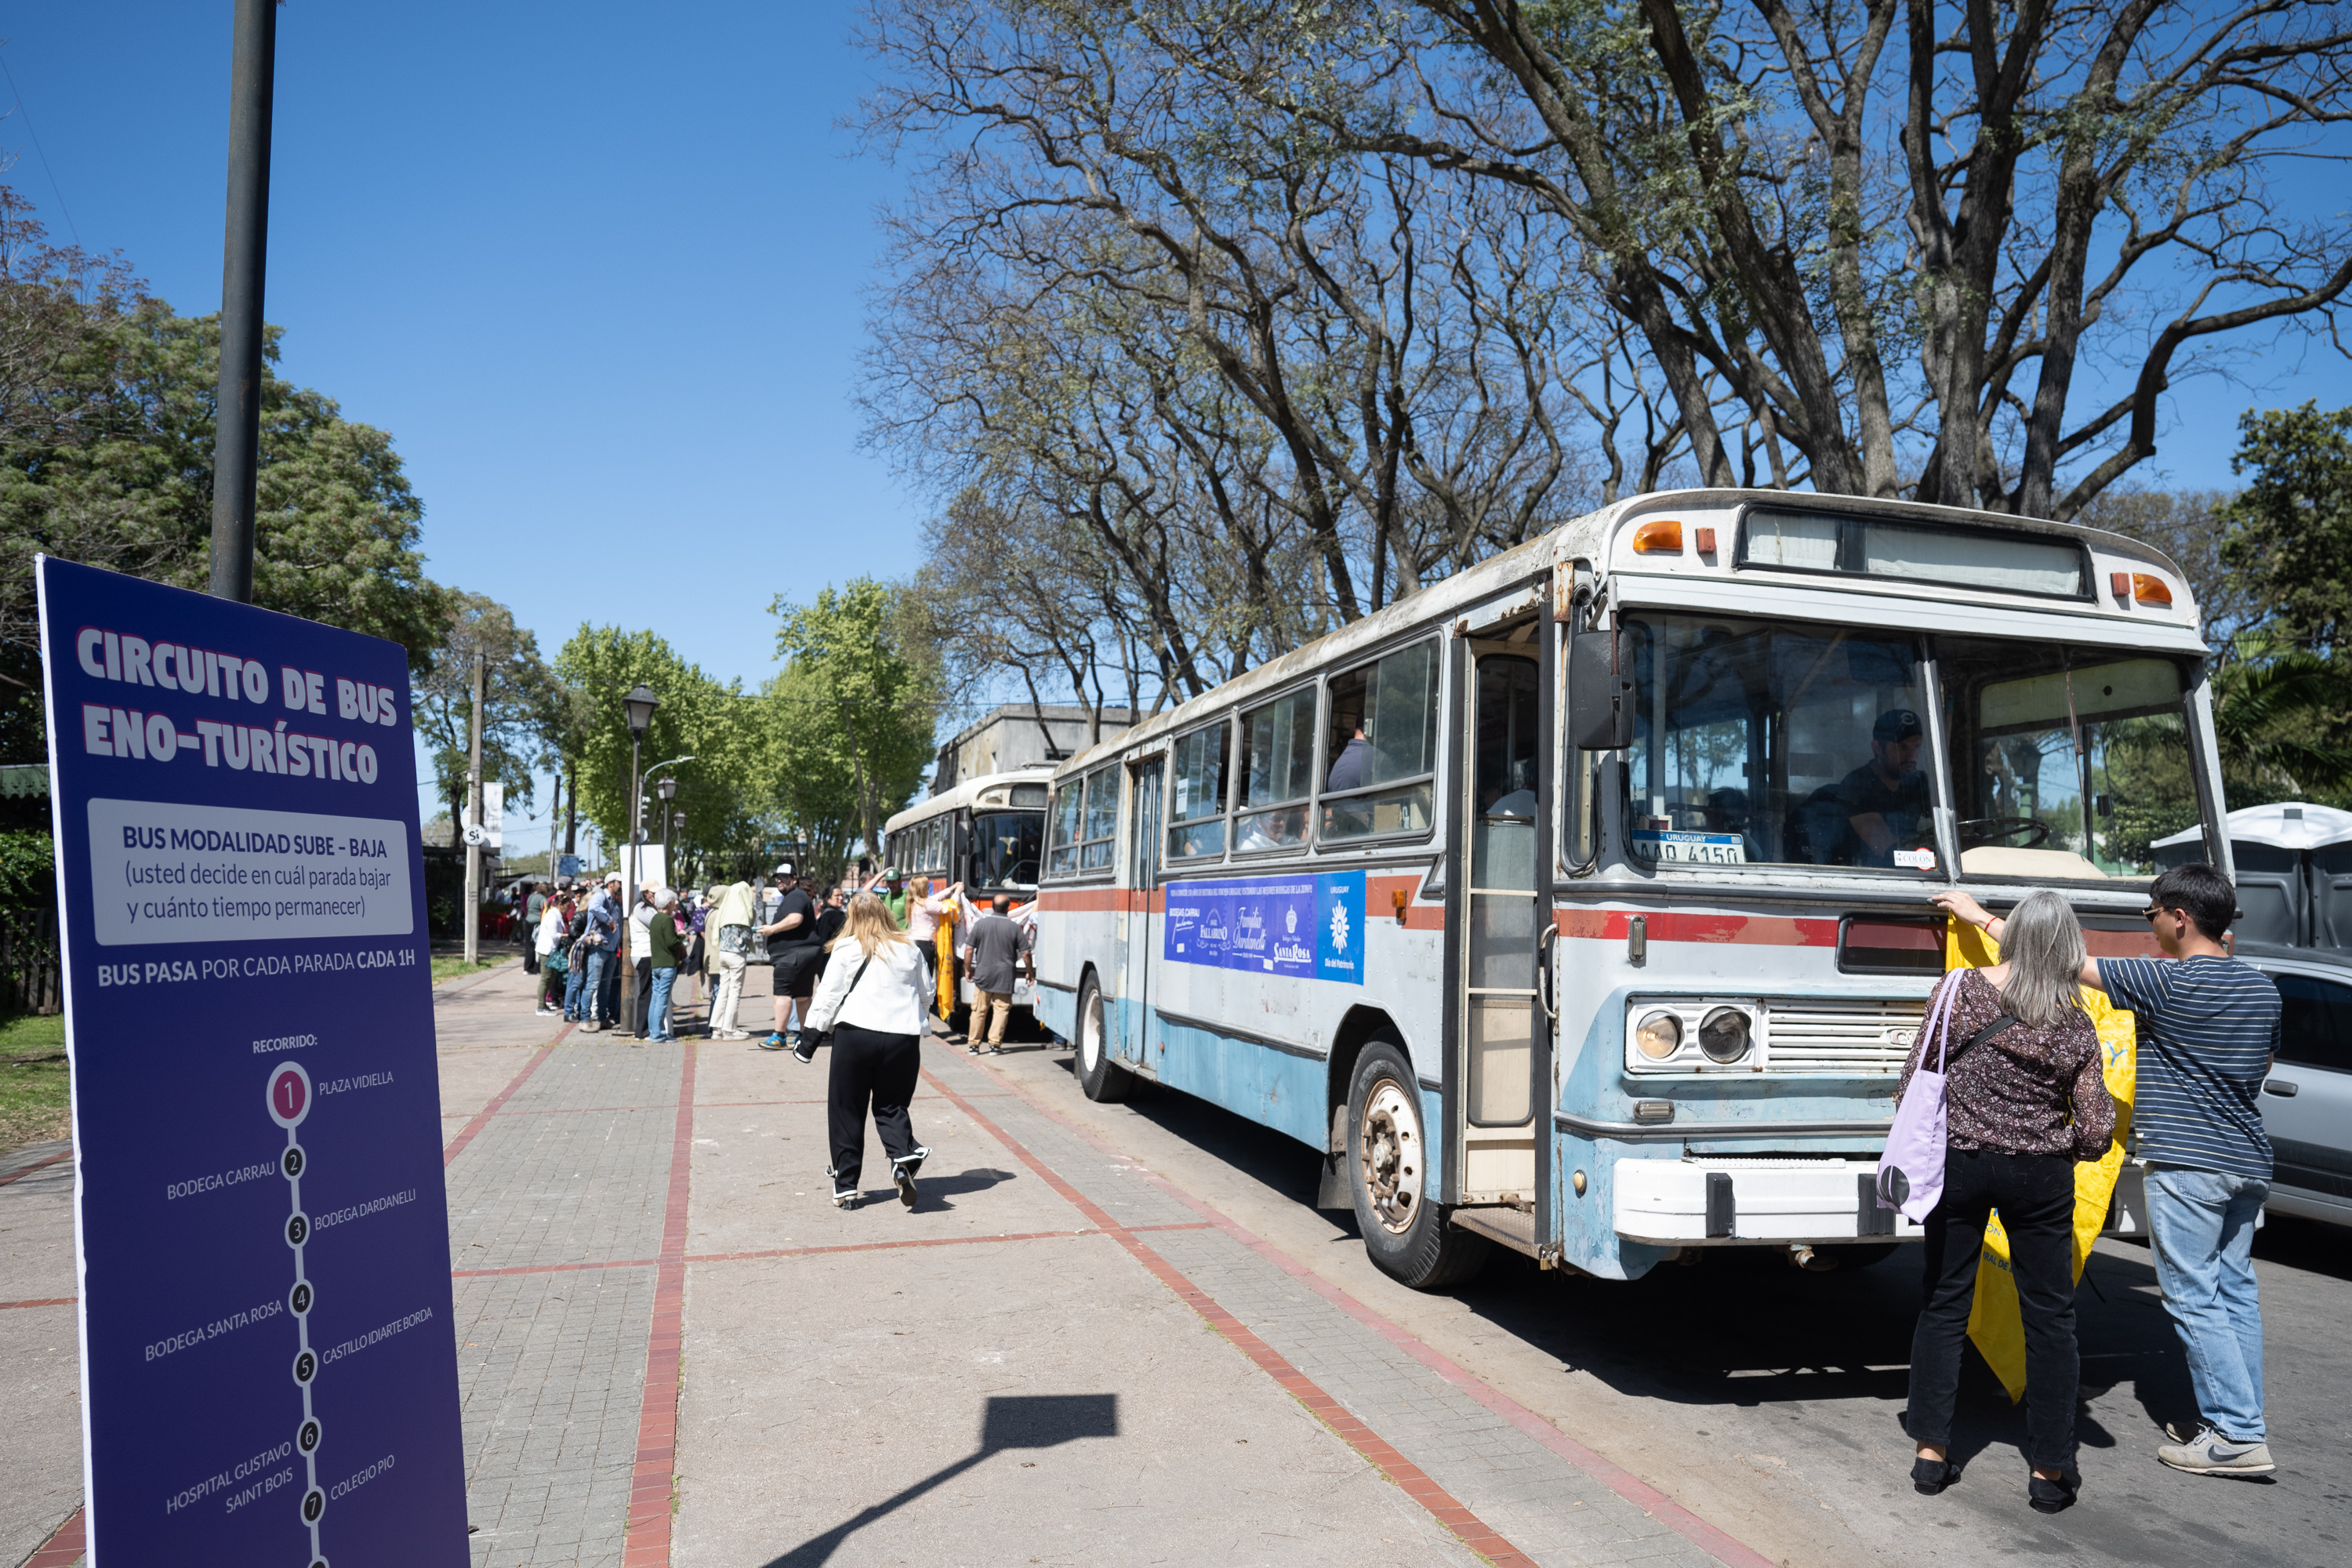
[2140,906,2168,924]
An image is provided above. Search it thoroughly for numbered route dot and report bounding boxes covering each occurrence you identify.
[300,1487,325,1524]
[297,1417,323,1455]
[289,1280,314,1316]
[292,1349,317,1385]
[281,1144,306,1180]
[267,1062,314,1129]
[285,1212,310,1247]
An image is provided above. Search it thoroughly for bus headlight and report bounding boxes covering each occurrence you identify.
[1699,1007,1754,1064]
[1635,1011,1682,1060]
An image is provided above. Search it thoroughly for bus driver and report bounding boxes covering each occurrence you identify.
[1820,707,1929,867]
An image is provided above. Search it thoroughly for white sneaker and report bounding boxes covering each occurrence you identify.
[2157,1425,2275,1475]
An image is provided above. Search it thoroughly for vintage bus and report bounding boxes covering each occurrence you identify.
[1031,489,2202,1287]
[881,766,1054,1019]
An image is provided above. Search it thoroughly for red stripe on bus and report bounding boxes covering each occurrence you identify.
[1555,909,1840,946]
[1035,888,1157,913]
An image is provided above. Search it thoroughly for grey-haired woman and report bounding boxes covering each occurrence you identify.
[1911,888,2116,1512]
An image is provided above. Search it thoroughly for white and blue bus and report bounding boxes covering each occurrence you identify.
[1032,489,2205,1287]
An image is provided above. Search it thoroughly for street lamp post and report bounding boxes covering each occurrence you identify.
[658,775,677,873]
[621,684,659,1034]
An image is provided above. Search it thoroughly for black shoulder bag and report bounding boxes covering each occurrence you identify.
[803,953,876,1053]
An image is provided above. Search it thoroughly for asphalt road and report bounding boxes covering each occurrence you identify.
[975,1031,2352,1568]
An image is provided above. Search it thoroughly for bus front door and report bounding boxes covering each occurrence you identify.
[1119,754,1166,1065]
[1461,649,1543,1206]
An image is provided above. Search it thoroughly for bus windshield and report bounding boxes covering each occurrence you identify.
[1939,641,2198,879]
[1625,613,2205,881]
[969,811,1044,891]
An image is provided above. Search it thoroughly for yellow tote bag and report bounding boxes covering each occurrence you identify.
[1944,917,2136,1402]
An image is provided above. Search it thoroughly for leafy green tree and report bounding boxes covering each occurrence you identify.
[2218,403,2352,655]
[412,592,567,833]
[551,626,770,886]
[771,579,938,858]
[0,187,445,758]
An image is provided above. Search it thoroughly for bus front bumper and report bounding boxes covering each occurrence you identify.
[1613,1158,2149,1246]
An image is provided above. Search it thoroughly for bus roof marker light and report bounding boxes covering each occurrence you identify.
[1693,526,1718,555]
[2109,571,2133,604]
[2131,572,2173,608]
[1631,519,1684,554]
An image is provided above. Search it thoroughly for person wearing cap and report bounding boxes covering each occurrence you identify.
[758,862,822,1051]
[877,868,909,928]
[1827,708,1931,868]
[620,882,661,1039]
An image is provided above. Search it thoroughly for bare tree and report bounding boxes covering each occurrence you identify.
[1158,0,2352,518]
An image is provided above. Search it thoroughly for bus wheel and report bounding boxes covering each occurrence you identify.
[1074,978,1132,1103]
[1348,1041,1486,1290]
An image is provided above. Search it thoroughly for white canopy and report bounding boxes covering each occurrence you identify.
[2154,801,2352,852]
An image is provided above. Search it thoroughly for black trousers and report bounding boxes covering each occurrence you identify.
[632,959,652,1035]
[826,1023,922,1189]
[1908,1147,2082,1471]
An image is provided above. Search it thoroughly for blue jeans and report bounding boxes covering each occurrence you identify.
[568,946,607,1022]
[2147,1165,2269,1441]
[648,967,677,1041]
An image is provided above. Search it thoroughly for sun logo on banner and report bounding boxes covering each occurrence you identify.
[1329,902,1350,953]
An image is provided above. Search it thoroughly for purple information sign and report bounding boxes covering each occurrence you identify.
[36,557,466,1566]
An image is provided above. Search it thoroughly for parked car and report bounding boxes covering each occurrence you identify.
[2235,942,2352,1227]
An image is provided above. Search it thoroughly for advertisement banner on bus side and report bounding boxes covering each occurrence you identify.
[1162,870,1363,984]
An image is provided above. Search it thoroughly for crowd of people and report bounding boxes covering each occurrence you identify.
[510,860,1034,1208]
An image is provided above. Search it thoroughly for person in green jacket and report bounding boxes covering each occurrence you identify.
[645,888,685,1043]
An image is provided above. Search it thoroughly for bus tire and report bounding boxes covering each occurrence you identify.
[1074,977,1132,1103]
[1347,1040,1486,1290]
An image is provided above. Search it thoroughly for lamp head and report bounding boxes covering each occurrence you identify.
[623,683,660,737]
[657,775,677,802]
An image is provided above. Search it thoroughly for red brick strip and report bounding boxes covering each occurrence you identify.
[918,1065,1540,1568]
[947,1053,1780,1568]
[441,1025,570,1167]
[0,1296,76,1310]
[0,1145,71,1188]
[24,1506,84,1567]
[621,1043,697,1568]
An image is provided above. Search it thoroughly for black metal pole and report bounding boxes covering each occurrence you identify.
[209,0,278,604]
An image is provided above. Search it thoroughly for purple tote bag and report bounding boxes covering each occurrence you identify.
[1876,971,1965,1221]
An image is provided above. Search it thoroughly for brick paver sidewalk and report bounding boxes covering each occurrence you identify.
[5,957,1771,1568]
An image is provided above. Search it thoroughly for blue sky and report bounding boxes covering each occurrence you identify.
[4,2,924,858]
[7,5,2347,864]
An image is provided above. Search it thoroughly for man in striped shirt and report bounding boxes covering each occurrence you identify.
[1938,862,2280,1478]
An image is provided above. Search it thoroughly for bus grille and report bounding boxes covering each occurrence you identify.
[1761,999,1926,1074]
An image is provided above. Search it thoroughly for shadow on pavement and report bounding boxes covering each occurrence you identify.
[760,1394,1118,1567]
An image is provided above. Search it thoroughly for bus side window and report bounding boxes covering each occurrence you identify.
[1080,766,1120,871]
[1236,688,1316,853]
[1047,782,1083,877]
[1169,719,1230,861]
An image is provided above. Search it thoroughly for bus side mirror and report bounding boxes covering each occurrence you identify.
[1570,630,1634,750]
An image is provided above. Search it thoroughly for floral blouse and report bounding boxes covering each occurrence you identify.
[1896,967,2116,1161]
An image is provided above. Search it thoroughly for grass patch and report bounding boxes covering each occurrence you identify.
[2,1011,71,1155]
[431,954,512,985]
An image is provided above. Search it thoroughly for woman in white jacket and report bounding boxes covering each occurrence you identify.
[800,893,934,1209]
